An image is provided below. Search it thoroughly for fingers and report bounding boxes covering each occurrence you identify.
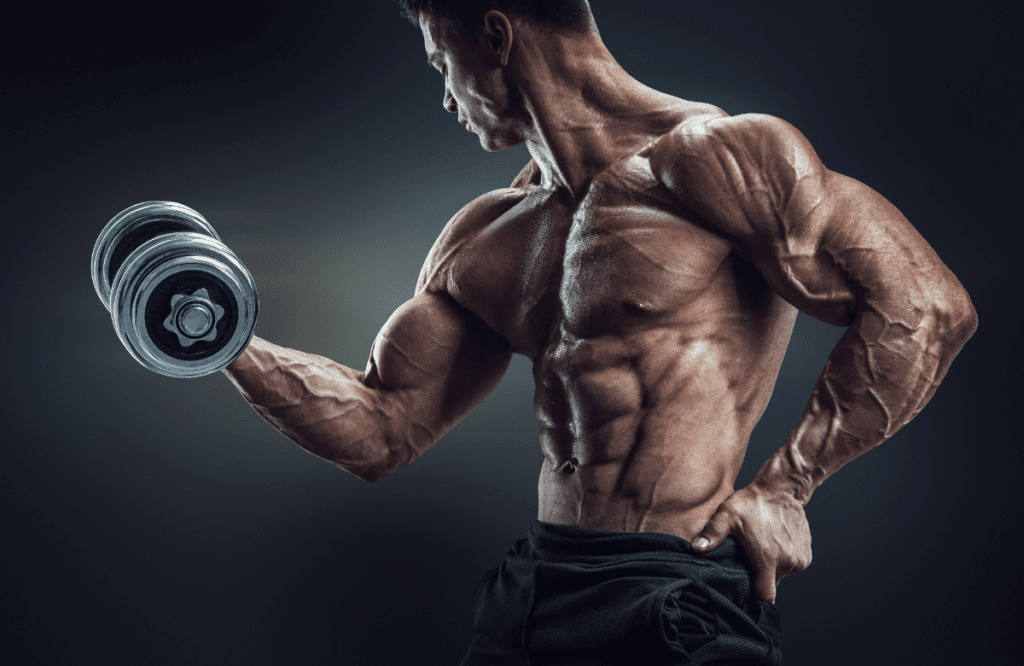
[727,525,780,602]
[752,567,777,603]
[691,487,812,605]
[691,512,731,553]
[691,501,780,603]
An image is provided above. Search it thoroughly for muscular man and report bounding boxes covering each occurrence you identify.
[224,1,977,663]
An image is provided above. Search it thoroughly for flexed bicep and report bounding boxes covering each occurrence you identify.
[225,290,510,482]
[364,290,512,452]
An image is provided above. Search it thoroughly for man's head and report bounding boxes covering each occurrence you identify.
[399,0,597,42]
[406,1,600,152]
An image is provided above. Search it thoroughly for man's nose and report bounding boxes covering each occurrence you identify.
[443,87,457,113]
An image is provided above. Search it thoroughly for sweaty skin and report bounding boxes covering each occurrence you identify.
[224,10,977,603]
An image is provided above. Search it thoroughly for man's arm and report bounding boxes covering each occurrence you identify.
[223,197,518,483]
[653,113,978,600]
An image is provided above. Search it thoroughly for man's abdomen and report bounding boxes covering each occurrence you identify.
[533,311,796,541]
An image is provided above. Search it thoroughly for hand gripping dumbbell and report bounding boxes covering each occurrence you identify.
[91,201,258,378]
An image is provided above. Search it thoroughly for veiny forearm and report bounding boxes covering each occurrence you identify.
[223,337,422,482]
[754,286,978,504]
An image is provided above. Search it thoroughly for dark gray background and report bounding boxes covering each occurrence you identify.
[3,1,1022,664]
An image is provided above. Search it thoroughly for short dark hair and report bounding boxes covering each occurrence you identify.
[399,0,596,40]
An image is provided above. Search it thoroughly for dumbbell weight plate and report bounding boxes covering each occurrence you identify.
[110,232,258,379]
[92,201,220,312]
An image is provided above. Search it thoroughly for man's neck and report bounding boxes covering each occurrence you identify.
[509,29,677,198]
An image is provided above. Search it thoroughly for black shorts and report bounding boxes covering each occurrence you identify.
[461,521,782,666]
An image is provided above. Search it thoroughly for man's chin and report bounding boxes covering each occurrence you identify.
[479,132,523,152]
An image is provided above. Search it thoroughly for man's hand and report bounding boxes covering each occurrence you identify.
[690,484,812,603]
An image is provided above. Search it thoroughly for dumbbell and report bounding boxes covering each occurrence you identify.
[91,201,258,379]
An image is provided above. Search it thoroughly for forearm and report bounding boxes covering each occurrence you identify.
[754,293,978,504]
[223,336,420,482]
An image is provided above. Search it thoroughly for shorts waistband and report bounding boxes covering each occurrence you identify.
[525,520,749,568]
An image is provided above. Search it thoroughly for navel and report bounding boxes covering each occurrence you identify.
[623,299,657,315]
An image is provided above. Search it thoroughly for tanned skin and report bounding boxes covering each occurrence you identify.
[224,10,977,603]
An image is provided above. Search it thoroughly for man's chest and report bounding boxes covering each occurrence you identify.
[445,166,735,357]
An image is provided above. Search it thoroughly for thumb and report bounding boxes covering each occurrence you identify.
[692,514,731,553]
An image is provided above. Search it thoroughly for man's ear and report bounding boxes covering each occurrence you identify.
[482,10,513,66]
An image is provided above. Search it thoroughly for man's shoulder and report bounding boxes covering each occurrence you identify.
[651,111,824,216]
[415,185,531,294]
[510,159,542,190]
[652,112,811,171]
